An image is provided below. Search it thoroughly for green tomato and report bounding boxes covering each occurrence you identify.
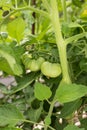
[29,57,45,71]
[22,54,32,68]
[41,61,61,78]
[29,59,40,71]
[37,57,45,65]
[24,58,32,69]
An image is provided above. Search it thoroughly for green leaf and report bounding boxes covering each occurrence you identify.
[55,118,67,130]
[80,119,87,130]
[61,22,84,38]
[0,84,9,94]
[0,127,22,130]
[69,22,84,32]
[62,22,71,37]
[79,58,87,72]
[13,45,25,63]
[0,104,24,126]
[42,0,50,12]
[0,44,23,76]
[28,103,43,122]
[0,73,38,94]
[65,32,87,45]
[10,72,39,94]
[72,0,82,7]
[7,17,25,42]
[64,125,84,130]
[34,82,52,101]
[55,83,87,103]
[0,57,13,75]
[0,0,12,9]
[60,99,82,118]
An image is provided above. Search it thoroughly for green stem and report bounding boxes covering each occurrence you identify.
[13,6,49,17]
[15,0,18,8]
[50,0,71,84]
[22,119,55,130]
[65,32,87,45]
[44,100,56,130]
[61,0,67,22]
[48,100,56,117]
[0,6,49,27]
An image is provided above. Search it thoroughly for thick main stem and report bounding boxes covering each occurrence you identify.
[61,0,67,22]
[50,0,71,84]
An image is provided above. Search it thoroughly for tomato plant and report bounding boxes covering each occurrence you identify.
[0,0,87,130]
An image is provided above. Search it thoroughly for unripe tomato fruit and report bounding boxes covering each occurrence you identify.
[22,54,32,68]
[38,57,45,65]
[24,58,32,69]
[29,59,40,71]
[41,61,61,78]
[29,57,45,71]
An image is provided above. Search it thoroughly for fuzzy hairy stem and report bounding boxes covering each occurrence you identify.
[50,0,71,84]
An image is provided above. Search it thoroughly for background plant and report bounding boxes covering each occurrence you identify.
[0,0,87,130]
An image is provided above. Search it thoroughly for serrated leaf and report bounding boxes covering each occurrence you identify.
[60,99,82,118]
[64,125,84,130]
[34,82,52,101]
[0,127,22,130]
[55,83,87,103]
[0,104,24,126]
[10,72,39,94]
[7,17,25,42]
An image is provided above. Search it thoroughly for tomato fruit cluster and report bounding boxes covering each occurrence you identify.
[22,54,62,78]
